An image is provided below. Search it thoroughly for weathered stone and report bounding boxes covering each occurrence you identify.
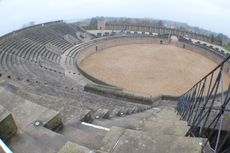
[9,133,55,153]
[100,126,125,152]
[38,109,62,131]
[0,105,17,141]
[111,129,202,153]
[58,141,92,153]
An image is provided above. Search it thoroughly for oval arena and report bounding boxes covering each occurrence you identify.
[0,21,229,153]
[80,43,228,96]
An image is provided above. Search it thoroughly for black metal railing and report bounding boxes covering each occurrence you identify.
[176,56,230,153]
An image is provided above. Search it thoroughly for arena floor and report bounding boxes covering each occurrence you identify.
[80,44,229,96]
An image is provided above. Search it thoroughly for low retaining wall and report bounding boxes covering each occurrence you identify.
[176,42,230,74]
[84,83,179,106]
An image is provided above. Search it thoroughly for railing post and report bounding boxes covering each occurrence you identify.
[199,78,207,136]
[214,67,224,153]
[190,86,198,126]
[181,90,192,120]
[186,86,197,121]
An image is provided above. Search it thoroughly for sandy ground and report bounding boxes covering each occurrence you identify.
[80,44,229,97]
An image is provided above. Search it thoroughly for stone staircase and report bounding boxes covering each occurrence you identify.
[96,106,203,153]
[59,122,108,150]
[0,84,203,153]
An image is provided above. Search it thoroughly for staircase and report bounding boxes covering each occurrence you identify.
[0,94,204,153]
[176,55,230,153]
[95,105,203,153]
[57,102,203,153]
[0,80,204,153]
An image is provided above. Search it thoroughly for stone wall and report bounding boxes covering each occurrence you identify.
[105,24,223,45]
[176,42,230,74]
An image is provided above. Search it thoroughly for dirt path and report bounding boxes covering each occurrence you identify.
[80,44,229,96]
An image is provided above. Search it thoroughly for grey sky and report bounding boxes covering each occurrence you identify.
[0,0,230,36]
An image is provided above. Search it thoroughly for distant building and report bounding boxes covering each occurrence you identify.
[97,18,106,30]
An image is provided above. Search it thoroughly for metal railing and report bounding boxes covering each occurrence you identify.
[176,56,230,153]
[0,139,13,153]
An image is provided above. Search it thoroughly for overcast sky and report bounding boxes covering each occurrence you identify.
[0,0,230,36]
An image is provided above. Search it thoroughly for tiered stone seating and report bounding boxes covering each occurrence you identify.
[96,106,203,153]
[0,23,82,68]
[49,23,78,37]
[64,34,81,45]
[57,104,204,153]
[69,23,97,40]
[22,26,73,51]
[65,42,91,65]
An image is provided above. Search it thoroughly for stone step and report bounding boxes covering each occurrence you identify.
[0,105,17,141]
[93,117,143,130]
[126,106,138,114]
[154,108,180,120]
[100,126,203,153]
[92,106,188,130]
[109,108,121,118]
[0,86,67,151]
[0,82,23,111]
[61,106,92,123]
[38,108,62,131]
[0,85,62,131]
[145,116,188,127]
[143,120,189,136]
[24,125,68,152]
[93,117,189,137]
[59,122,108,150]
[127,107,138,115]
[128,107,187,127]
[11,100,62,131]
[92,105,151,122]
[100,126,125,153]
[121,107,161,120]
[158,100,178,107]
[117,107,129,116]
[8,132,55,153]
[89,108,110,122]
[57,141,93,153]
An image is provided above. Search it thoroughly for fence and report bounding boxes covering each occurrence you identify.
[176,56,230,153]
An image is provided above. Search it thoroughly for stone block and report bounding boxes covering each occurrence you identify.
[0,105,17,141]
[37,109,63,131]
[58,141,92,153]
[100,126,125,153]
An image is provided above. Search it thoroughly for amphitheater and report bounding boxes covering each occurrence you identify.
[0,20,229,153]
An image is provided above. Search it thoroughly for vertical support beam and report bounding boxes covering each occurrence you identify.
[214,68,224,153]
[199,78,207,135]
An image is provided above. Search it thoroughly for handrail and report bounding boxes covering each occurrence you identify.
[176,55,230,153]
[181,56,230,96]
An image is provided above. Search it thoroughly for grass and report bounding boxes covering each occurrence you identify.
[224,44,230,52]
